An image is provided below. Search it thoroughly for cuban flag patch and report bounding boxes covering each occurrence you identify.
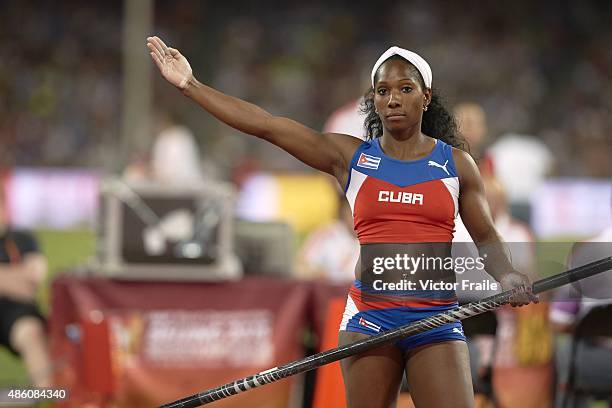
[357,153,381,170]
[358,317,381,333]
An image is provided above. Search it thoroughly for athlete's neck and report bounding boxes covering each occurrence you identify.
[379,132,435,161]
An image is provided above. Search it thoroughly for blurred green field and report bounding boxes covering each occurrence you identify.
[0,229,95,387]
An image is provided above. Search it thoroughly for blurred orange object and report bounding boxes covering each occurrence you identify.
[312,298,346,408]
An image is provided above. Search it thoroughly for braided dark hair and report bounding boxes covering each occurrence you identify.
[360,56,468,151]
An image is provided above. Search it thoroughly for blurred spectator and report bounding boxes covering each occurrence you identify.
[486,133,554,223]
[122,152,152,182]
[123,112,215,184]
[454,176,551,407]
[453,101,498,181]
[322,98,366,140]
[294,196,359,282]
[454,175,535,247]
[453,175,535,273]
[486,134,554,205]
[0,187,52,387]
[549,224,612,407]
[483,176,535,244]
[151,112,205,184]
[453,102,488,159]
[442,101,490,253]
[484,177,553,408]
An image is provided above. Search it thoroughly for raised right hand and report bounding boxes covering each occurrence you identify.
[147,36,193,90]
[146,35,359,184]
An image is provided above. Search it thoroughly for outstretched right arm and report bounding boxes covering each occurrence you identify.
[147,36,360,184]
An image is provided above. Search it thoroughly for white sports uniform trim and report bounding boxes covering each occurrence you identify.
[441,176,459,218]
[339,294,359,331]
[345,169,368,215]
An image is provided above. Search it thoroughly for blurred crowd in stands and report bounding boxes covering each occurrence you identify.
[1,0,610,180]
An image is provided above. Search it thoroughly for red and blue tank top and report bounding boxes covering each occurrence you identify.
[345,138,459,244]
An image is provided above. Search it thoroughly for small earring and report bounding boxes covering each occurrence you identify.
[423,105,428,111]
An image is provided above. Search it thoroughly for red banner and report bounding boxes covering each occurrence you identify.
[50,275,313,407]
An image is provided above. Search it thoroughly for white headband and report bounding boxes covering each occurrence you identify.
[370,46,432,89]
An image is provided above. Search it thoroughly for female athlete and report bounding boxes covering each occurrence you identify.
[147,36,537,408]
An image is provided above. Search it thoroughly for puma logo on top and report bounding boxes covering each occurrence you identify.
[427,159,449,176]
[452,327,464,336]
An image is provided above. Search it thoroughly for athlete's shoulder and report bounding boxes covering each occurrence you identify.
[323,132,364,144]
[324,132,365,153]
[325,133,372,166]
[451,147,477,172]
[451,145,472,158]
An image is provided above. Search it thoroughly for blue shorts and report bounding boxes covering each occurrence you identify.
[339,280,466,353]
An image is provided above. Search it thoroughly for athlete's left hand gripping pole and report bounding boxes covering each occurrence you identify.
[159,256,612,408]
